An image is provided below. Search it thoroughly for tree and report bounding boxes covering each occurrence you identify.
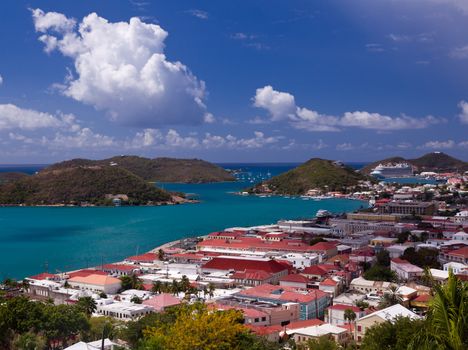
[378,285,403,309]
[402,247,440,269]
[376,250,390,267]
[302,335,339,350]
[76,296,97,317]
[158,249,165,261]
[208,283,215,299]
[152,281,162,294]
[140,303,250,350]
[361,317,426,350]
[411,270,468,350]
[179,275,191,293]
[363,265,396,282]
[12,331,47,350]
[120,274,143,291]
[131,296,143,304]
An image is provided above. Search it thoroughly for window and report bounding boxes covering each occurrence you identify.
[357,325,362,332]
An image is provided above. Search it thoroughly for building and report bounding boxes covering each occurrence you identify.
[386,244,412,258]
[102,264,140,276]
[289,323,348,345]
[234,284,330,320]
[439,246,468,265]
[355,304,420,342]
[201,257,289,284]
[279,274,310,289]
[350,277,395,294]
[97,301,153,320]
[68,274,121,294]
[143,293,181,312]
[443,262,467,275]
[326,304,366,326]
[390,258,423,281]
[379,201,436,216]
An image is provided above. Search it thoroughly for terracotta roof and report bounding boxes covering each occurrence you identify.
[143,293,181,310]
[68,274,121,286]
[126,252,157,262]
[301,264,337,276]
[247,325,282,336]
[391,258,410,264]
[198,237,318,253]
[287,319,324,330]
[67,269,108,278]
[279,274,309,283]
[310,242,339,251]
[202,257,288,274]
[232,269,273,281]
[413,294,431,303]
[328,304,361,312]
[320,278,338,286]
[237,283,328,303]
[102,264,138,272]
[28,272,57,280]
[448,247,468,258]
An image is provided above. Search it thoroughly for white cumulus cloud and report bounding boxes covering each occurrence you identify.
[419,139,455,149]
[0,104,66,130]
[253,86,444,131]
[32,9,207,127]
[458,100,468,124]
[253,86,296,121]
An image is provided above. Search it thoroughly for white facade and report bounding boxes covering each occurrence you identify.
[443,262,467,274]
[97,301,153,320]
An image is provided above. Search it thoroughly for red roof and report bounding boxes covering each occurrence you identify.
[198,237,319,253]
[238,284,328,303]
[327,304,361,312]
[448,247,468,258]
[320,278,338,286]
[126,252,157,262]
[279,274,309,283]
[67,269,108,278]
[301,264,337,276]
[247,325,282,336]
[232,270,273,281]
[391,258,410,265]
[287,319,324,330]
[310,241,339,251]
[413,294,431,303]
[202,257,288,274]
[28,272,57,280]
[102,264,138,272]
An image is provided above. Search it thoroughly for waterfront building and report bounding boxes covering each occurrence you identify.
[378,201,436,216]
[68,274,121,294]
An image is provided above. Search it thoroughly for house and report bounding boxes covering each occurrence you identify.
[288,323,348,345]
[326,304,365,326]
[143,293,181,312]
[355,304,420,342]
[390,258,423,281]
[68,274,121,294]
[439,246,468,265]
[102,264,140,276]
[301,264,338,281]
[350,276,395,294]
[97,301,153,320]
[234,284,330,320]
[64,338,118,350]
[309,242,339,258]
[319,278,340,297]
[386,244,411,258]
[27,272,61,282]
[201,257,289,284]
[443,262,467,275]
[279,274,310,289]
[231,270,275,286]
[125,253,157,264]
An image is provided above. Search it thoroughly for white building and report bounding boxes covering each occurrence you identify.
[276,253,319,269]
[97,301,153,320]
[289,323,348,344]
[390,258,423,281]
[68,274,121,294]
[326,304,366,326]
[443,262,467,275]
[350,277,395,294]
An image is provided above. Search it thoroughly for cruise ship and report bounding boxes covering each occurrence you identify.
[370,163,413,179]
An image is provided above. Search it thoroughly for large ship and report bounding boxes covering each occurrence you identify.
[370,162,413,179]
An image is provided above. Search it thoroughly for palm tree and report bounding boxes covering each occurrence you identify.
[208,283,215,299]
[180,275,190,293]
[411,269,468,350]
[152,280,162,294]
[77,296,97,317]
[158,249,165,261]
[344,309,357,341]
[171,280,180,296]
[378,285,402,309]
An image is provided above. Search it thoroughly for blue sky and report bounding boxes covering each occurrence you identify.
[0,0,467,163]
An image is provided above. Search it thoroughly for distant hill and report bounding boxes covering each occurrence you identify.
[250,158,368,195]
[0,172,29,185]
[47,156,235,183]
[0,166,174,206]
[361,152,468,174]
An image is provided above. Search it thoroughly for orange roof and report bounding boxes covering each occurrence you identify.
[68,274,121,286]
[28,272,57,280]
[279,274,309,283]
[320,278,338,286]
[286,319,324,330]
[328,304,361,312]
[67,269,108,278]
[413,294,431,303]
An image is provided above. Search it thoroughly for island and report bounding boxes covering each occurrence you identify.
[0,164,184,206]
[46,156,235,183]
[249,158,369,195]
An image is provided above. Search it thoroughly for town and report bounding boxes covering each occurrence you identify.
[3,173,467,349]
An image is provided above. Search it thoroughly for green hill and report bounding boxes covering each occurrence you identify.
[361,152,468,174]
[251,158,368,195]
[0,172,29,185]
[0,165,173,206]
[47,156,235,183]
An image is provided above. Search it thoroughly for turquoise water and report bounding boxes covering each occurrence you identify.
[0,165,366,279]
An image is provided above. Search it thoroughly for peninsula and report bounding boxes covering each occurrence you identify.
[249,158,369,195]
